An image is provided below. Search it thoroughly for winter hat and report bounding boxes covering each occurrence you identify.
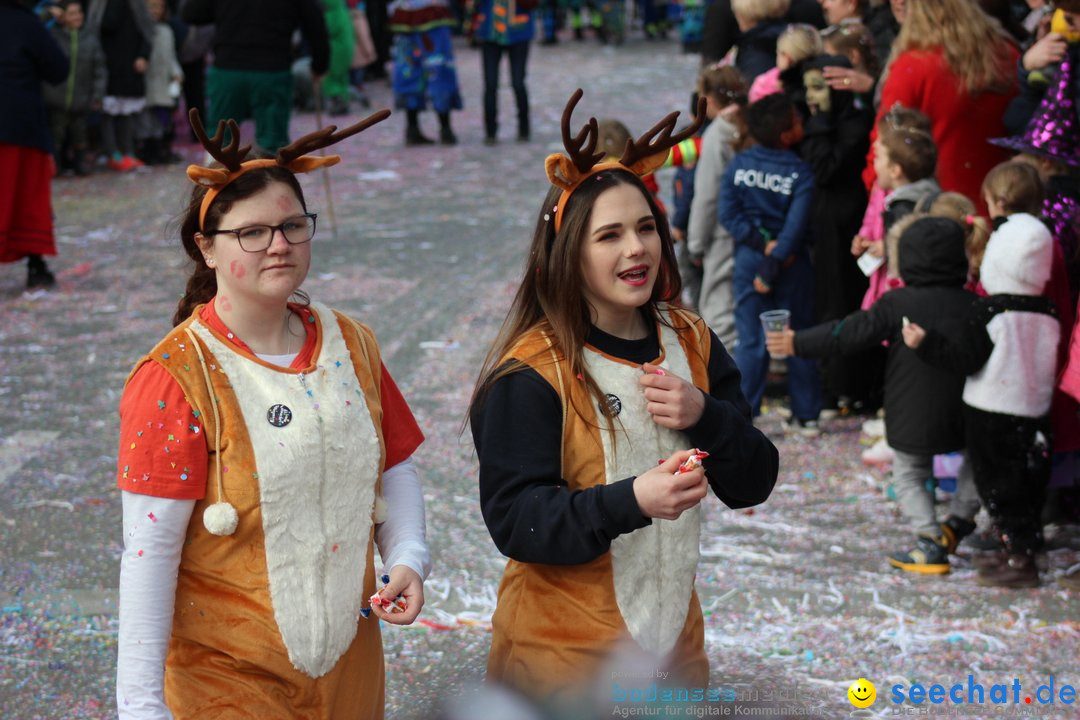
[989,55,1080,167]
[979,213,1054,296]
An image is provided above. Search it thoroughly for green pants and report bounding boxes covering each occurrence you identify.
[324,0,355,102]
[206,67,294,153]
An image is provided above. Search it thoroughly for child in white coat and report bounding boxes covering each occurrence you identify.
[904,207,1058,588]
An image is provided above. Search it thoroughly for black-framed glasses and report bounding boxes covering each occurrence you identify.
[206,213,318,252]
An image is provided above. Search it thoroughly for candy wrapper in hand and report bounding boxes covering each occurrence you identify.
[360,573,408,619]
[674,450,709,475]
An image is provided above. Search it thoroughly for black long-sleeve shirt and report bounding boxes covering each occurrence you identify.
[182,0,329,75]
[471,322,778,566]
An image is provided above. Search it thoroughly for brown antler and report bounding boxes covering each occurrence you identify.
[561,89,604,174]
[276,108,392,166]
[619,97,707,168]
[188,108,250,172]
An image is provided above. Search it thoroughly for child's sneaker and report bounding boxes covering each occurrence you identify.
[783,417,820,437]
[939,516,976,554]
[888,534,950,574]
[861,437,894,466]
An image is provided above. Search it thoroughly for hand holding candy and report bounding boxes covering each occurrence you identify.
[674,450,709,475]
[369,584,408,614]
[901,318,926,350]
[633,449,708,521]
[639,362,706,430]
[364,566,425,625]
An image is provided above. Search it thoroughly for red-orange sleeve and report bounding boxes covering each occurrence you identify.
[116,362,208,500]
[379,362,424,469]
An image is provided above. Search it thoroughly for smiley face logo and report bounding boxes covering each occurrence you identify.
[847,678,876,708]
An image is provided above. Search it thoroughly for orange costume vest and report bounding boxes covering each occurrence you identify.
[487,307,712,699]
[132,302,387,719]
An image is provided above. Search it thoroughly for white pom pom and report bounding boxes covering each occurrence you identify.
[373,495,388,524]
[203,502,238,536]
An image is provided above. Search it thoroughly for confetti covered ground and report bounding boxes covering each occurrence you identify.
[1,34,1078,720]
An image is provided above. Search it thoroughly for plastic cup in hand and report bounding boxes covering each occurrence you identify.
[760,309,791,358]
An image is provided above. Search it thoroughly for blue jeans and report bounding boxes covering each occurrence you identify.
[733,248,821,420]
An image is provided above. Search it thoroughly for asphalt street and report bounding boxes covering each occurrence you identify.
[1,34,1077,720]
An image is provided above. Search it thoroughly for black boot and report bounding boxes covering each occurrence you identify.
[137,138,156,166]
[437,112,456,145]
[328,95,350,117]
[26,254,56,290]
[976,553,1039,588]
[73,147,91,176]
[517,116,530,143]
[404,109,434,146]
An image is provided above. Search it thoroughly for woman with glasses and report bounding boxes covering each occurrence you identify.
[114,112,430,719]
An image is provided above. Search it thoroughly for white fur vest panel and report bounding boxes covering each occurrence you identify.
[586,317,701,656]
[190,302,381,677]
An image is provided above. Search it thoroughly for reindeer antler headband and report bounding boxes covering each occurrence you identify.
[545,89,705,232]
[185,107,391,230]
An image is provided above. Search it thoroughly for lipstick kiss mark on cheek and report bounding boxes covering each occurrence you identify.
[218,295,232,312]
[229,260,247,279]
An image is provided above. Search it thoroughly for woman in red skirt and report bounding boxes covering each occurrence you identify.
[0,0,68,289]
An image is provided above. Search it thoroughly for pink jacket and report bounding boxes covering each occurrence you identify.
[859,185,905,310]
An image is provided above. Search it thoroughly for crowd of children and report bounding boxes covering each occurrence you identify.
[36,0,184,174]
[664,0,1080,590]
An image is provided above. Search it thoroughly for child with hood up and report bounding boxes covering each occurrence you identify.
[767,217,982,574]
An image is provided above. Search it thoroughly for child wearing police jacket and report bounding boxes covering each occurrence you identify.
[718,93,822,431]
[904,215,1058,589]
[469,90,778,705]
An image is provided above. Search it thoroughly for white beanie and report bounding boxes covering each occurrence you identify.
[979,213,1054,296]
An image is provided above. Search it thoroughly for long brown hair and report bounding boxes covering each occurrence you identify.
[468,169,681,431]
[173,165,308,326]
[883,0,1015,94]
